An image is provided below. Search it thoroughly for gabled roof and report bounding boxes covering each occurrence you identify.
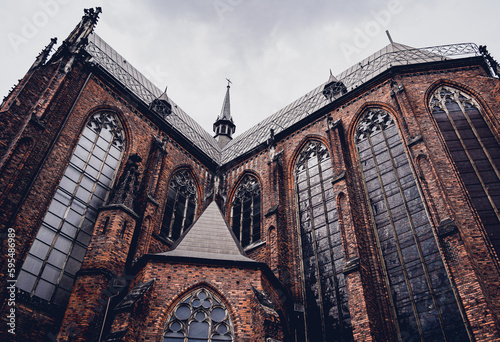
[85,33,223,164]
[155,202,255,263]
[84,33,480,166]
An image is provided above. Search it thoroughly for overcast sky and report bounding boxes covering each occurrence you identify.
[1,0,499,137]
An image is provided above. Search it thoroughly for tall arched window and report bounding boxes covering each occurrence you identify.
[163,288,234,342]
[161,169,198,242]
[355,108,469,341]
[430,86,500,256]
[295,141,353,342]
[230,174,261,248]
[17,111,125,307]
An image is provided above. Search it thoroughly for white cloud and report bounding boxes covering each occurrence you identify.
[1,0,499,137]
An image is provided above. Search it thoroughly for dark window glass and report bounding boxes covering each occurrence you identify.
[430,86,500,256]
[294,141,353,342]
[355,108,469,341]
[164,288,234,342]
[17,112,125,307]
[161,170,198,242]
[230,175,261,248]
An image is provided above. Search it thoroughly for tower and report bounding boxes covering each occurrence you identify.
[213,81,236,148]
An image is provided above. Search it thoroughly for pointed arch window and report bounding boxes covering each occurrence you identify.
[230,174,261,248]
[163,288,234,342]
[355,108,469,341]
[430,86,500,256]
[161,169,198,242]
[294,141,353,342]
[17,111,125,307]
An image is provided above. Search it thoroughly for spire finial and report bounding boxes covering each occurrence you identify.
[226,78,232,88]
[386,30,394,45]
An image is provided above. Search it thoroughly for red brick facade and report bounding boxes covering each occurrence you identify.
[1,9,500,342]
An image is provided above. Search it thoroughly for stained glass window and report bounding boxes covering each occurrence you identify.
[163,288,234,342]
[17,111,125,307]
[430,86,500,256]
[230,174,261,248]
[355,108,469,341]
[161,169,198,242]
[295,141,353,342]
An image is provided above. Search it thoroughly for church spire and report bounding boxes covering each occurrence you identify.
[213,80,236,148]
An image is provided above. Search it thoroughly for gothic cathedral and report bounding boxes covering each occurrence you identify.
[1,8,500,342]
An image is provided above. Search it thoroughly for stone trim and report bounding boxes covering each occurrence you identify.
[342,257,360,275]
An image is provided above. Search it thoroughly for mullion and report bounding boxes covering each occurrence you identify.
[20,113,124,306]
[458,103,500,181]
[366,132,423,339]
[238,195,244,243]
[301,147,328,341]
[180,190,189,235]
[442,100,500,223]
[164,171,198,241]
[52,127,119,302]
[30,127,101,298]
[381,127,448,339]
[53,125,117,302]
[231,176,260,247]
[168,189,180,238]
[317,149,345,331]
[249,194,254,245]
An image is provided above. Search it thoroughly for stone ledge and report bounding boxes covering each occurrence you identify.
[342,257,360,275]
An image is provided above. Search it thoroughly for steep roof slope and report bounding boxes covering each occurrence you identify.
[84,34,479,166]
[155,202,255,263]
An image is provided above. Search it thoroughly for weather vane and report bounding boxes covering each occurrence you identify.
[226,78,232,87]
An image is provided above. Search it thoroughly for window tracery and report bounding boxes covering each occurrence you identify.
[430,86,500,256]
[355,108,469,341]
[161,169,198,242]
[230,174,261,248]
[17,111,125,306]
[163,288,234,342]
[295,141,353,342]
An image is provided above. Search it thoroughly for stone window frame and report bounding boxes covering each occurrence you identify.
[294,139,353,341]
[160,168,198,242]
[355,107,469,341]
[163,287,234,341]
[429,85,500,255]
[17,111,125,307]
[230,173,262,248]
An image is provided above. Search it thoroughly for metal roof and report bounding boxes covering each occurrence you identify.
[86,33,222,163]
[85,34,480,166]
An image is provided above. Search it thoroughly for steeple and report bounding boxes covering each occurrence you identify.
[213,80,236,148]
